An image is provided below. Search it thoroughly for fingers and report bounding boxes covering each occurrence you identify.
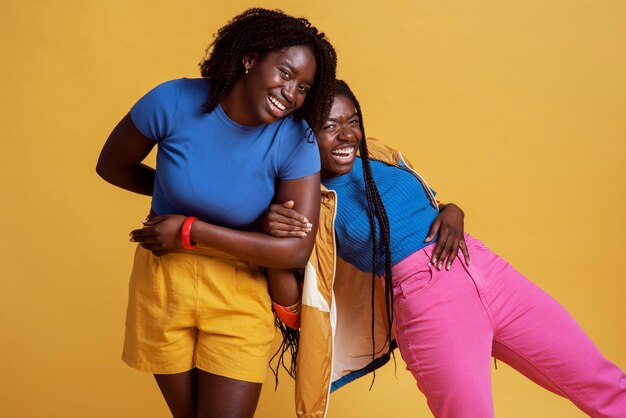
[129,226,153,240]
[459,238,470,266]
[432,235,470,270]
[267,222,310,238]
[444,238,460,271]
[433,235,454,270]
[141,215,164,226]
[270,204,311,226]
[265,203,312,238]
[430,226,464,270]
[430,236,446,269]
[424,216,441,243]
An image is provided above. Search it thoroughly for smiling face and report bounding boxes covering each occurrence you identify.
[317,95,363,179]
[236,45,316,125]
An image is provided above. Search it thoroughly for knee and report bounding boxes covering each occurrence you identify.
[411,369,494,418]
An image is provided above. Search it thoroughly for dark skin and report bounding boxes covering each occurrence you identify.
[265,94,471,310]
[97,46,320,418]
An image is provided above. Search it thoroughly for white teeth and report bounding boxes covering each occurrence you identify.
[332,147,354,157]
[269,96,286,111]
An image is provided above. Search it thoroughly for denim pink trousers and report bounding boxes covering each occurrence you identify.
[390,234,626,417]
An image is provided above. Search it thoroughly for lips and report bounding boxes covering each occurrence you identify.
[268,94,287,114]
[331,145,356,162]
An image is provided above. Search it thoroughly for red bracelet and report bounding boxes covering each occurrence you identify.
[181,216,198,250]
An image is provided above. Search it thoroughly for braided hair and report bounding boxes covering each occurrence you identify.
[270,81,395,387]
[334,80,395,382]
[199,8,337,133]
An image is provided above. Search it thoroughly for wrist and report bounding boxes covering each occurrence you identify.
[181,216,198,249]
[444,203,464,217]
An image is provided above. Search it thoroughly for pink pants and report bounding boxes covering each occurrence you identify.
[390,234,626,417]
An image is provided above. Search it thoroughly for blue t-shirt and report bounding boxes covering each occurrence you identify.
[130,78,320,230]
[322,159,439,275]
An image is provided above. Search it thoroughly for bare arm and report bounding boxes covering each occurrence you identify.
[266,268,302,307]
[96,112,156,196]
[131,173,321,269]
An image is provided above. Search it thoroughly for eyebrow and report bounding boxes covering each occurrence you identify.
[326,112,359,123]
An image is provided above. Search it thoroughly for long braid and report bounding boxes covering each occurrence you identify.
[359,139,394,352]
[198,8,337,134]
[334,81,395,387]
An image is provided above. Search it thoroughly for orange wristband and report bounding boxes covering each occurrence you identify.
[181,216,198,250]
[273,301,301,329]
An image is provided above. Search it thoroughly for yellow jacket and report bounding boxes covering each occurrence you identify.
[295,137,438,417]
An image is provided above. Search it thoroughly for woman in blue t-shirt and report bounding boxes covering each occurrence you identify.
[266,80,626,417]
[96,9,336,418]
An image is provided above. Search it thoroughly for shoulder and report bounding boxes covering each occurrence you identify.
[365,137,399,157]
[141,78,210,102]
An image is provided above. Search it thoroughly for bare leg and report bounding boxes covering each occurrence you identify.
[155,370,198,418]
[197,370,263,418]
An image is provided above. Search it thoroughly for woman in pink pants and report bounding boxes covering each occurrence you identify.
[266,79,626,417]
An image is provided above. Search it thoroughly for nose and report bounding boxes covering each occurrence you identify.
[281,82,296,104]
[337,124,355,141]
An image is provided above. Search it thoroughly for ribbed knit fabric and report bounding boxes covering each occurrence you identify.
[322,158,439,275]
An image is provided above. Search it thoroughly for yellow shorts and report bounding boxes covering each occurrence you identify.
[122,245,275,383]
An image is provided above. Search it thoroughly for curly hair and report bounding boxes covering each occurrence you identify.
[199,8,337,133]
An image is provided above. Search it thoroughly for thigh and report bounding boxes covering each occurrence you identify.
[123,246,197,373]
[195,256,275,383]
[154,370,198,418]
[197,370,263,418]
[391,249,495,417]
[468,236,626,416]
[490,275,626,416]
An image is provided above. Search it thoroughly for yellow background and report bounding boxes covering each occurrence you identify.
[1,0,625,417]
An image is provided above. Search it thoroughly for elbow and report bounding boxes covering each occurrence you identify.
[95,162,115,184]
[282,243,313,269]
[95,161,106,180]
[290,252,310,269]
[95,157,120,185]
[95,154,111,182]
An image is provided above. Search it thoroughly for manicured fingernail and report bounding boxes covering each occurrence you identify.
[432,257,437,264]
[141,219,148,224]
[446,263,451,270]
[306,223,313,228]
[299,232,307,237]
[438,262,443,270]
[129,237,135,242]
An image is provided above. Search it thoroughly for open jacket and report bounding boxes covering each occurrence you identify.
[294,137,439,418]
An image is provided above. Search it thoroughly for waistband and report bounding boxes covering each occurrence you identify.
[391,241,437,280]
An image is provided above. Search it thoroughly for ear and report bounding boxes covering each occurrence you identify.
[242,53,259,72]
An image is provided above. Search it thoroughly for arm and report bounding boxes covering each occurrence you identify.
[267,268,302,329]
[424,203,471,270]
[131,173,321,269]
[267,268,302,307]
[96,112,156,195]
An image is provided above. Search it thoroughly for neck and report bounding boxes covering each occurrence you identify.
[220,78,257,126]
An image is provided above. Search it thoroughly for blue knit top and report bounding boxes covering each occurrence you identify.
[322,158,439,275]
[130,78,319,230]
